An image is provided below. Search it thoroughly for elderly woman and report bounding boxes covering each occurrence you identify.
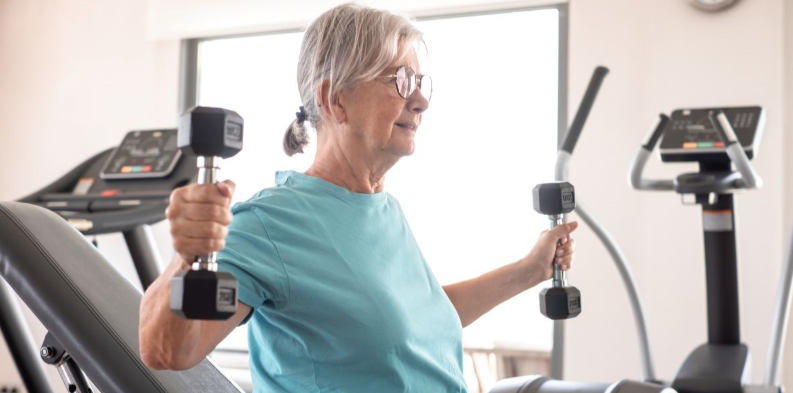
[139,3,578,392]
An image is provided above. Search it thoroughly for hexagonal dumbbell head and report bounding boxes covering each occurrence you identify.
[540,286,582,320]
[532,182,575,216]
[178,106,244,158]
[170,270,238,320]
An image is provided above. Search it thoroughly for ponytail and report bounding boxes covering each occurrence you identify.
[283,118,310,156]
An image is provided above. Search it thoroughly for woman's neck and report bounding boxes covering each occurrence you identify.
[306,144,395,194]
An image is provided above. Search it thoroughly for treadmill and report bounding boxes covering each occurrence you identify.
[0,129,203,392]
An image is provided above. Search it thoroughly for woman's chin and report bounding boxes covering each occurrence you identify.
[389,141,415,157]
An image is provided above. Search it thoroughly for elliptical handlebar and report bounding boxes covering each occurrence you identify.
[559,66,610,155]
[629,114,674,191]
[630,110,764,193]
[708,110,763,189]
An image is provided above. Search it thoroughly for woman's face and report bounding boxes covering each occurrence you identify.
[338,50,430,159]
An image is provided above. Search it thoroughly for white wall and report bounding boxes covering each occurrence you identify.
[1,0,792,391]
[785,0,793,388]
[565,0,789,386]
[0,0,179,390]
[145,0,564,39]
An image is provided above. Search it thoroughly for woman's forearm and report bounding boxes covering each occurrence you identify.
[442,260,546,327]
[139,255,204,370]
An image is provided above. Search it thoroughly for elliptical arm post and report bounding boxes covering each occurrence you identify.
[765,233,793,386]
[572,203,657,383]
[708,110,785,386]
[550,66,610,380]
[553,66,656,382]
[708,110,763,189]
[629,114,674,191]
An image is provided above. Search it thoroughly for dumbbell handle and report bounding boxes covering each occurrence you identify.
[548,214,567,288]
[193,156,221,272]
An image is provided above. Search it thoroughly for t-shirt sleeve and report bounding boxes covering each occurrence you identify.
[217,203,290,323]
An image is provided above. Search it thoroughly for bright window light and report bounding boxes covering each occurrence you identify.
[198,6,560,358]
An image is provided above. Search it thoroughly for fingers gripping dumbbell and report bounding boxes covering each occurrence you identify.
[532,182,582,320]
[170,106,244,320]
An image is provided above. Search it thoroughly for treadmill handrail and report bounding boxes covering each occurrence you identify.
[17,146,193,236]
[26,200,169,236]
[18,149,110,202]
[38,191,172,202]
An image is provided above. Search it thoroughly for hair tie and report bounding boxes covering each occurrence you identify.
[296,106,307,123]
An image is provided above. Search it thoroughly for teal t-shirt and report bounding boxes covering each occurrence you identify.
[217,171,467,393]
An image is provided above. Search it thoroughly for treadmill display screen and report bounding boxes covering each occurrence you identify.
[100,129,181,179]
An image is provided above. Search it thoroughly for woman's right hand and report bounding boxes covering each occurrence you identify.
[141,179,249,371]
[166,180,236,263]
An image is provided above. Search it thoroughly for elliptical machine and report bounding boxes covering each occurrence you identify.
[629,107,789,393]
[490,67,792,392]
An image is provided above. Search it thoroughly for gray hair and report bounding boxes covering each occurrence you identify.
[283,2,423,156]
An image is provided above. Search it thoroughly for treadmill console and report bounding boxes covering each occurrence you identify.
[659,106,764,162]
[100,129,181,179]
[21,128,197,234]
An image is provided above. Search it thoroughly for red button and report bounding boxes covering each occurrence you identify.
[142,165,152,173]
[101,190,119,197]
[714,142,725,148]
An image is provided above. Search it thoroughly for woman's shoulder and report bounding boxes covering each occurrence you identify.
[229,171,327,216]
[231,184,299,215]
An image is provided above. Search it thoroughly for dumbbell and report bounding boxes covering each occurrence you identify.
[532,182,581,320]
[170,106,244,320]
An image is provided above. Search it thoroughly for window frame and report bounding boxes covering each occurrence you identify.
[178,3,570,380]
[178,4,569,145]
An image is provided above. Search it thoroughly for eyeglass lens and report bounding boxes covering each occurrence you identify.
[395,66,432,101]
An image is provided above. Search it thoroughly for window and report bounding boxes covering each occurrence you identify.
[195,6,565,390]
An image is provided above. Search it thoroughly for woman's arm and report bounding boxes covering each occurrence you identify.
[442,222,577,327]
[139,180,250,370]
[139,254,251,370]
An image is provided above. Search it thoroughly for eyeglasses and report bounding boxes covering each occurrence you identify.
[379,66,433,102]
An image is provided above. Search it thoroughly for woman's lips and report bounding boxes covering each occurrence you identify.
[395,122,417,131]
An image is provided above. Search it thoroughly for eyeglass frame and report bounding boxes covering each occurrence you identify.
[377,66,433,101]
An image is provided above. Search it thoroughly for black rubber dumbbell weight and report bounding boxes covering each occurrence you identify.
[532,182,582,320]
[170,106,244,320]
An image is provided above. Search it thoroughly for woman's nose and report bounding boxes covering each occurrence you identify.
[406,89,429,114]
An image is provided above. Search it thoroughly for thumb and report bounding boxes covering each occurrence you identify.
[547,221,579,241]
[216,180,236,200]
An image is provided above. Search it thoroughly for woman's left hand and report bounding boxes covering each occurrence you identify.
[520,221,578,284]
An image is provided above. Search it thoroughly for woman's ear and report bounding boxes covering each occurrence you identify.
[317,80,347,124]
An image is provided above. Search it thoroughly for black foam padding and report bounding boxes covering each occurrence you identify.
[0,202,243,393]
